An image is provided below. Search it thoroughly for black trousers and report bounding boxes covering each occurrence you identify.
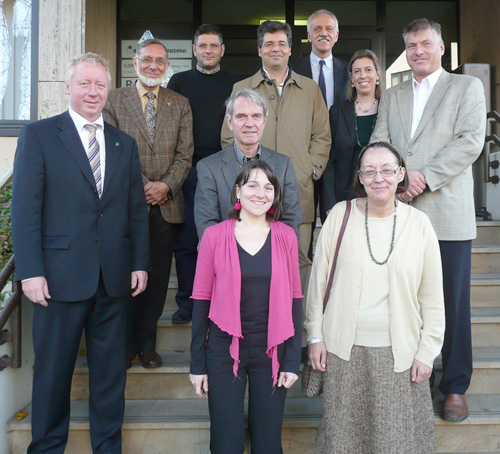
[206,338,287,454]
[173,166,198,313]
[437,240,473,395]
[29,278,127,454]
[129,205,178,352]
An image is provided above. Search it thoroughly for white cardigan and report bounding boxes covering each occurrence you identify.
[305,200,445,371]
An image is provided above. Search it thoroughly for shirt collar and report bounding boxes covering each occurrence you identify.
[136,79,160,99]
[68,107,104,131]
[261,66,292,88]
[196,63,221,74]
[310,52,333,69]
[233,142,262,166]
[412,67,443,90]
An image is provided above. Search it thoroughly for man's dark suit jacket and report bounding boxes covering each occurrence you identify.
[194,143,302,238]
[292,54,349,104]
[12,110,150,301]
[321,100,356,221]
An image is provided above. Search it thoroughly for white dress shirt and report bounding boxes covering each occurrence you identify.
[310,52,334,109]
[68,107,106,188]
[411,67,443,139]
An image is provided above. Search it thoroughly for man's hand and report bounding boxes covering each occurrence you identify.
[278,371,299,389]
[131,271,148,297]
[411,359,432,384]
[22,276,51,307]
[189,373,209,397]
[144,181,170,205]
[400,170,426,202]
[308,341,327,372]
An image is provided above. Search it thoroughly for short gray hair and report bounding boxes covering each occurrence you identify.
[225,88,268,121]
[307,9,338,34]
[403,18,443,44]
[135,38,168,59]
[66,52,111,86]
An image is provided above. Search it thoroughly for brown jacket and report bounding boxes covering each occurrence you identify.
[221,70,331,222]
[104,84,194,223]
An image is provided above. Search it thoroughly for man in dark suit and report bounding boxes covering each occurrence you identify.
[292,9,349,257]
[12,53,150,453]
[195,88,301,238]
[104,39,194,368]
[292,9,349,110]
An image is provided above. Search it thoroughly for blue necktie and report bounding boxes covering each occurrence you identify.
[318,60,327,105]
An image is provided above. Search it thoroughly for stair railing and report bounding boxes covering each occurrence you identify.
[486,111,500,184]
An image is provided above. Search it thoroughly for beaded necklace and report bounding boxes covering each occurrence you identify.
[364,200,397,265]
[354,113,377,147]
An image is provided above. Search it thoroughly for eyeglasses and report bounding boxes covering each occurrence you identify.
[359,167,401,179]
[136,57,167,66]
[195,43,222,50]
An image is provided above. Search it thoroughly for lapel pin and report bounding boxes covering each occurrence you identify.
[167,102,172,107]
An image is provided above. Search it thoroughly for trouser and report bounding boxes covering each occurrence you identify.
[29,277,127,454]
[437,240,473,395]
[206,339,287,454]
[128,205,178,352]
[173,166,198,313]
[299,222,312,317]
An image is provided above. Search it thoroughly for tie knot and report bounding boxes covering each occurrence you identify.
[146,92,156,100]
[84,123,98,133]
[319,60,326,67]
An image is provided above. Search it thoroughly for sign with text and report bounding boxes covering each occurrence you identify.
[121,40,193,59]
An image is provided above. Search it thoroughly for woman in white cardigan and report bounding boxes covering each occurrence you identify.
[306,141,445,453]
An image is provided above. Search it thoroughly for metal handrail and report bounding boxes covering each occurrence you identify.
[486,112,500,185]
[0,255,23,371]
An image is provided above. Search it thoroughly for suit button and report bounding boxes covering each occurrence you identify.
[267,81,272,86]
[270,95,275,100]
[96,239,100,244]
[98,212,103,218]
[407,151,412,156]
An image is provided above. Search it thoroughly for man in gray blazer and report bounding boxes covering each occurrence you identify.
[372,18,486,422]
[195,88,301,238]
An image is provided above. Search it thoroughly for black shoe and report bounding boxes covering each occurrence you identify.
[126,352,137,369]
[172,308,192,324]
[139,350,163,368]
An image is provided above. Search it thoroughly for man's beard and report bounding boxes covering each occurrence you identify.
[137,72,163,88]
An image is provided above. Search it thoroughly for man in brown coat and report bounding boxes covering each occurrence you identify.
[104,38,193,368]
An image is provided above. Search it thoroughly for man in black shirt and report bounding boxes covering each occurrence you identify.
[168,24,241,323]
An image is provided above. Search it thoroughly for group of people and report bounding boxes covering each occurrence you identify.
[11,7,486,454]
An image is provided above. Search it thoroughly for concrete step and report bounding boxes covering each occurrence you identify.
[475,221,500,246]
[471,245,500,274]
[155,307,500,352]
[471,274,500,308]
[8,395,500,453]
[71,347,500,401]
[471,307,500,347]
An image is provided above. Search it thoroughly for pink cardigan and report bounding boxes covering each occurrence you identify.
[192,218,302,386]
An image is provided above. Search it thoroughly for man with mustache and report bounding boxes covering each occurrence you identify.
[104,38,194,369]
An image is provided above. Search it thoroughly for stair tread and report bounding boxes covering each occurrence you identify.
[9,394,500,430]
[471,244,500,252]
[471,307,500,322]
[471,273,500,285]
[158,310,191,327]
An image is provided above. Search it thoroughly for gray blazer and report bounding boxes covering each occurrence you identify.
[371,70,486,240]
[195,143,302,238]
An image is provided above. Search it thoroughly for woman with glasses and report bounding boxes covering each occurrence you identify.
[321,49,382,222]
[306,142,445,453]
[189,160,302,453]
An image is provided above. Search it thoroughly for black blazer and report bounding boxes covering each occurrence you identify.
[12,111,151,301]
[321,100,356,221]
[292,54,350,104]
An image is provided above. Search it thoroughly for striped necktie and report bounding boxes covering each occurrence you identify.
[83,123,102,198]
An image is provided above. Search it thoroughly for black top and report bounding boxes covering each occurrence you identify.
[167,69,243,164]
[190,233,303,375]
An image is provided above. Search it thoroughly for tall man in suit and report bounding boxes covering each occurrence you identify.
[104,39,194,368]
[372,18,486,422]
[292,9,349,256]
[167,24,241,324]
[12,53,150,453]
[292,9,349,110]
[196,88,301,238]
[221,21,330,299]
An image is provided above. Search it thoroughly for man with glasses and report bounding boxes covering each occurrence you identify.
[104,38,194,369]
[167,24,241,324]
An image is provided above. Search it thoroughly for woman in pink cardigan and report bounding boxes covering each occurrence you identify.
[189,160,303,454]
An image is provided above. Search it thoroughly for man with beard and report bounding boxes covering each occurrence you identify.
[167,24,241,324]
[104,38,194,369]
